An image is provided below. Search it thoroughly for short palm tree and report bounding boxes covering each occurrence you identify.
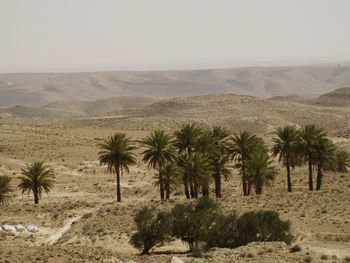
[299,125,326,191]
[272,125,301,192]
[156,162,183,199]
[18,161,54,204]
[229,131,260,195]
[98,133,136,202]
[182,153,211,198]
[245,150,276,195]
[313,138,336,190]
[174,123,202,198]
[210,155,233,198]
[0,175,12,205]
[141,130,176,200]
[332,150,350,173]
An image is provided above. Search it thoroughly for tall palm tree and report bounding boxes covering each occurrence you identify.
[299,125,327,191]
[332,150,350,173]
[313,138,336,191]
[272,125,301,192]
[182,153,211,198]
[98,133,136,202]
[156,162,183,199]
[229,131,260,195]
[174,123,202,198]
[141,129,176,200]
[245,150,276,195]
[0,175,12,205]
[18,161,54,204]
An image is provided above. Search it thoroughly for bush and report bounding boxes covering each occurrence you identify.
[290,244,302,253]
[130,199,294,255]
[256,211,293,244]
[171,197,221,253]
[206,212,239,249]
[130,206,172,254]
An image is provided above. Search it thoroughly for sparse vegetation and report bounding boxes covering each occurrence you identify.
[0,175,12,204]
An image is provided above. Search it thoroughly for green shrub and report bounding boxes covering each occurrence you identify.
[290,244,302,253]
[171,197,221,252]
[256,211,293,244]
[130,206,172,254]
[206,212,239,249]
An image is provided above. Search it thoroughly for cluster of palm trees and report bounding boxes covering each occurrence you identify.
[1,123,348,205]
[273,124,350,192]
[98,123,350,203]
[0,161,54,205]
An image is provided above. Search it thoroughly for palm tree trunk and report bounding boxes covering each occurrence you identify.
[33,188,39,204]
[183,177,190,199]
[255,183,262,195]
[116,165,121,202]
[159,172,165,200]
[214,173,221,198]
[242,167,249,195]
[165,182,170,200]
[202,185,209,197]
[316,163,323,191]
[190,182,196,198]
[247,181,252,195]
[308,152,313,191]
[286,154,292,192]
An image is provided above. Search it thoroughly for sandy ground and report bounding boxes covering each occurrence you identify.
[1,96,350,262]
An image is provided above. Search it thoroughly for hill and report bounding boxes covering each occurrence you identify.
[1,65,350,107]
[44,96,159,115]
[309,87,350,107]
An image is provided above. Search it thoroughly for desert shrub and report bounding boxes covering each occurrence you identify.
[130,206,172,254]
[206,212,239,248]
[171,197,221,252]
[343,256,350,263]
[320,254,328,260]
[256,211,293,244]
[290,244,302,253]
[236,211,261,246]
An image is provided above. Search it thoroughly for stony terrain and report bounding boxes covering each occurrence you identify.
[0,92,350,263]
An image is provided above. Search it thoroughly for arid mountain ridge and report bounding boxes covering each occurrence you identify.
[1,64,350,108]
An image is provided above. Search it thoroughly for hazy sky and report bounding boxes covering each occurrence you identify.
[1,0,350,72]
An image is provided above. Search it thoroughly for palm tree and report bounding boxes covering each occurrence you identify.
[299,125,326,191]
[98,133,136,202]
[272,125,301,192]
[210,155,232,198]
[332,150,350,173]
[245,150,276,195]
[141,130,176,200]
[174,123,202,198]
[18,161,54,204]
[0,175,12,205]
[313,138,336,191]
[156,162,183,199]
[182,153,211,198]
[229,131,260,195]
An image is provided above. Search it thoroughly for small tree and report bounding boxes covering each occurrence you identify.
[18,161,54,204]
[332,149,350,173]
[171,198,221,252]
[0,175,12,205]
[130,206,172,254]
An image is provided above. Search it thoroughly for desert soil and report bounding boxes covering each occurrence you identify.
[0,94,350,263]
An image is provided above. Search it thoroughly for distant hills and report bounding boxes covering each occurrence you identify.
[309,87,350,107]
[1,64,350,108]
